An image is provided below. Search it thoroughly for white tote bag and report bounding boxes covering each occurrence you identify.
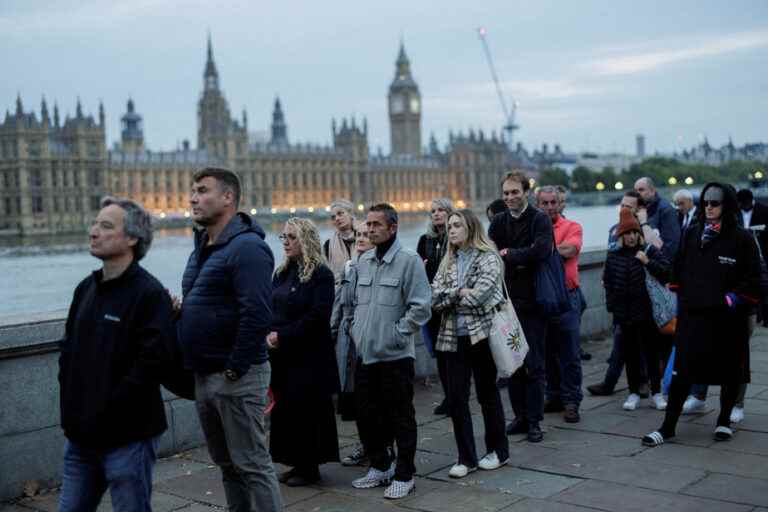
[489,279,529,379]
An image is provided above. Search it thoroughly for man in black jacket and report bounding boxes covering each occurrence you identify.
[59,197,173,511]
[177,168,283,511]
[489,171,553,443]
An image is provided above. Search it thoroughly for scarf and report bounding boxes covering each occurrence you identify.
[701,222,721,248]
[328,230,355,284]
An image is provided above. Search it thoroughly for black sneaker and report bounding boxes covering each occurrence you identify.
[586,383,615,396]
[564,404,581,423]
[342,444,368,466]
[506,418,529,435]
[433,399,449,415]
[527,423,544,443]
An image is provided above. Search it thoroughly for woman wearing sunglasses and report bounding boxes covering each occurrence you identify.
[643,183,761,446]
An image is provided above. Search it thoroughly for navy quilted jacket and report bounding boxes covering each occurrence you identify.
[178,213,274,376]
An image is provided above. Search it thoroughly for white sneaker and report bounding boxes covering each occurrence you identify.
[652,393,667,410]
[478,452,508,470]
[682,396,707,414]
[623,393,641,411]
[352,466,395,489]
[730,406,745,423]
[448,463,477,478]
[384,478,415,499]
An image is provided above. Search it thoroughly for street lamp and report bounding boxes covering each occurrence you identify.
[614,182,624,190]
[756,170,765,180]
[684,177,694,186]
[668,177,678,186]
[595,182,605,191]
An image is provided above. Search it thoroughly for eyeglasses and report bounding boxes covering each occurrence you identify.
[278,233,297,242]
[703,200,722,208]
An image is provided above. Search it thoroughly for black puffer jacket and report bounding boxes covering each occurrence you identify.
[417,232,447,284]
[603,244,670,325]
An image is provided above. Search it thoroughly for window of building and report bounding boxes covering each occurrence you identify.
[4,198,11,215]
[90,196,101,211]
[53,197,60,213]
[32,196,43,213]
[73,171,80,187]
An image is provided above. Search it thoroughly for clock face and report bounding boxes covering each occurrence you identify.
[410,97,420,114]
[390,95,404,114]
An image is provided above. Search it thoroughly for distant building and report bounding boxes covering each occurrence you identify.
[1,36,564,236]
[636,134,645,158]
[576,152,640,174]
[675,138,768,166]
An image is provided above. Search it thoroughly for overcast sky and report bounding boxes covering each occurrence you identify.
[2,0,767,156]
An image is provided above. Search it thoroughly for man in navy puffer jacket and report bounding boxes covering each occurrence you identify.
[178,167,283,511]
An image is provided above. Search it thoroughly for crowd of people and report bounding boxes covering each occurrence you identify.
[55,166,762,511]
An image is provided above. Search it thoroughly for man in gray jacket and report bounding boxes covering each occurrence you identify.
[350,203,431,500]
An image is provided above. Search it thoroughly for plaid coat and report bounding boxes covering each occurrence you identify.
[431,248,505,352]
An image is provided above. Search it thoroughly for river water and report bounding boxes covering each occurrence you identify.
[1,205,618,322]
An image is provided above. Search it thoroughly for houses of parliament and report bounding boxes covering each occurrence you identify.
[0,37,543,236]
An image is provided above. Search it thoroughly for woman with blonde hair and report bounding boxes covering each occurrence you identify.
[432,209,509,479]
[417,197,454,415]
[267,217,340,486]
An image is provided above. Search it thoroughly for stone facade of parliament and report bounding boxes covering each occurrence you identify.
[0,38,539,236]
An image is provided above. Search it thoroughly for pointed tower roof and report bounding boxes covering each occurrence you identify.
[41,96,49,120]
[16,93,23,116]
[205,32,218,79]
[390,40,418,90]
[76,97,83,118]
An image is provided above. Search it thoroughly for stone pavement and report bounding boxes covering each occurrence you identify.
[5,330,768,512]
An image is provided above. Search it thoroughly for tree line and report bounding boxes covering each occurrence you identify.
[538,158,767,192]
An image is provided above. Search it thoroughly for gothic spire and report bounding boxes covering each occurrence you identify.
[270,96,288,146]
[395,40,411,79]
[15,93,23,116]
[76,97,83,118]
[53,102,60,128]
[204,32,219,90]
[41,96,49,121]
[99,100,105,127]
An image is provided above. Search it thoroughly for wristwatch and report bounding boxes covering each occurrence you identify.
[224,369,240,382]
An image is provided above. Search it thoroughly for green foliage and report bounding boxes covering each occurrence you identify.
[538,167,570,188]
[571,158,767,192]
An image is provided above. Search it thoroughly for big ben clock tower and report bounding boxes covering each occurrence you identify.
[388,42,421,157]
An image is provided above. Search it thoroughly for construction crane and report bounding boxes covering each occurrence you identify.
[477,26,518,150]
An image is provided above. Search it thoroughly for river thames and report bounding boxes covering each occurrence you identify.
[1,205,618,322]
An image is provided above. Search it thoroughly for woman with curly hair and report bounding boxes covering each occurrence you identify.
[267,217,340,486]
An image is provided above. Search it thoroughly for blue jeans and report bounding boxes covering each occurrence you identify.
[546,288,584,406]
[59,436,159,512]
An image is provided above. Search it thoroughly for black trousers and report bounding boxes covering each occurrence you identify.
[355,358,417,481]
[660,373,740,436]
[444,337,509,467]
[619,322,665,395]
[507,310,548,424]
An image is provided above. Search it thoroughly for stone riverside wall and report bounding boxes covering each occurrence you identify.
[0,249,609,500]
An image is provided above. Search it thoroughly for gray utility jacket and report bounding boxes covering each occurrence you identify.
[351,238,432,365]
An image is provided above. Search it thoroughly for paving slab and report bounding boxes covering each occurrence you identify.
[601,415,715,447]
[691,411,768,433]
[428,465,583,499]
[14,491,190,512]
[520,449,706,493]
[555,479,753,512]
[399,484,524,512]
[285,492,398,512]
[501,497,610,512]
[682,473,768,508]
[633,442,768,480]
[709,429,768,457]
[535,427,646,456]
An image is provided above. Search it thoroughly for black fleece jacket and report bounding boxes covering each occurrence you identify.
[59,262,172,449]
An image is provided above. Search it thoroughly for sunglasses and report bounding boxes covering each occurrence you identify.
[703,200,722,208]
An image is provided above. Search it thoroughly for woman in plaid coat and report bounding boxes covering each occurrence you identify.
[431,209,509,479]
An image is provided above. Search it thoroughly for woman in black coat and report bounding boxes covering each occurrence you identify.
[417,198,453,415]
[643,183,761,446]
[603,207,671,412]
[267,217,340,486]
